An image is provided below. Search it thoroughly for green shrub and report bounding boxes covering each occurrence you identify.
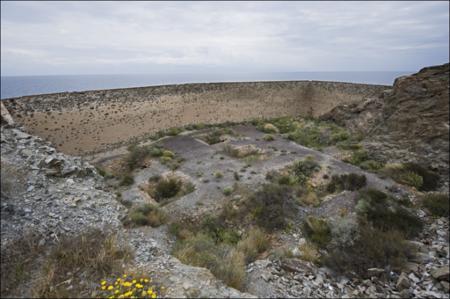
[250,184,291,231]
[399,171,423,189]
[345,149,369,166]
[153,177,182,200]
[261,123,279,134]
[214,172,223,179]
[125,144,151,170]
[381,163,439,191]
[173,233,246,290]
[302,216,331,248]
[263,134,275,141]
[403,163,439,191]
[149,146,163,157]
[167,127,183,136]
[324,222,415,278]
[128,204,167,227]
[292,157,320,184]
[223,187,233,196]
[277,174,297,186]
[326,173,367,193]
[422,193,449,217]
[119,174,134,186]
[204,128,233,144]
[359,160,384,171]
[356,189,423,237]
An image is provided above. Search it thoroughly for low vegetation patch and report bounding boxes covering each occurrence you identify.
[202,128,234,145]
[324,222,415,278]
[326,173,367,193]
[380,162,439,191]
[421,192,449,217]
[1,230,133,298]
[98,273,164,298]
[147,174,195,204]
[302,216,332,248]
[356,188,423,237]
[125,203,167,227]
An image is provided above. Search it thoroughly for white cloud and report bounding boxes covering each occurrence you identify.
[1,1,448,75]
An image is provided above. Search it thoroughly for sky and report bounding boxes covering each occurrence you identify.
[1,1,449,76]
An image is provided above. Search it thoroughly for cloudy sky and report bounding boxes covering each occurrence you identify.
[1,1,449,76]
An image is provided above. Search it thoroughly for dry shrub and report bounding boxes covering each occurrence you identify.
[1,232,44,297]
[422,192,449,217]
[2,229,131,298]
[236,227,270,263]
[324,222,415,278]
[35,230,132,298]
[298,242,320,263]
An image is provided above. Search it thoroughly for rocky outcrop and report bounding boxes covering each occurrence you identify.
[321,63,449,183]
[1,125,126,246]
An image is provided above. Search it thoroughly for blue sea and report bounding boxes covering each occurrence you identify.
[0,71,411,99]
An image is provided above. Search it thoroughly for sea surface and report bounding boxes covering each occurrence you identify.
[1,71,411,99]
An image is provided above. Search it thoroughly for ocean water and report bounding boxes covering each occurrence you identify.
[0,71,411,99]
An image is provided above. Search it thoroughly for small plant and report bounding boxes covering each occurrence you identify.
[223,186,233,196]
[324,222,415,278]
[326,173,367,193]
[214,172,223,179]
[128,204,167,227]
[250,184,292,231]
[125,144,151,170]
[292,157,321,184]
[154,177,182,200]
[263,134,275,141]
[236,227,270,263]
[355,189,423,237]
[297,191,321,207]
[98,274,164,298]
[298,242,320,263]
[381,162,439,191]
[421,192,449,217]
[261,123,279,134]
[302,216,331,248]
[120,174,134,186]
[233,171,240,181]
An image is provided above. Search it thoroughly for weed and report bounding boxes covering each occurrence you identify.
[421,192,449,217]
[326,173,367,193]
[302,216,331,248]
[355,189,423,237]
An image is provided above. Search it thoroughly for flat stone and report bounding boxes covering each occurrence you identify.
[396,272,410,290]
[431,266,449,282]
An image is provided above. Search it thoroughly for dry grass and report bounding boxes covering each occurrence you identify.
[236,227,270,263]
[1,229,132,298]
[298,242,320,263]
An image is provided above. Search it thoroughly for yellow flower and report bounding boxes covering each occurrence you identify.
[108,296,115,299]
[123,274,128,278]
[101,280,107,285]
[108,285,114,290]
[122,282,132,287]
[151,293,157,299]
[101,286,107,290]
[132,279,137,284]
[141,290,147,297]
[115,290,120,294]
[144,279,149,283]
[147,290,153,295]
[135,283,143,289]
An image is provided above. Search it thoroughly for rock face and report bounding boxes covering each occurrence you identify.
[1,125,126,246]
[322,63,449,182]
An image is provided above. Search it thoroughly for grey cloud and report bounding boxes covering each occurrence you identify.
[1,1,448,75]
